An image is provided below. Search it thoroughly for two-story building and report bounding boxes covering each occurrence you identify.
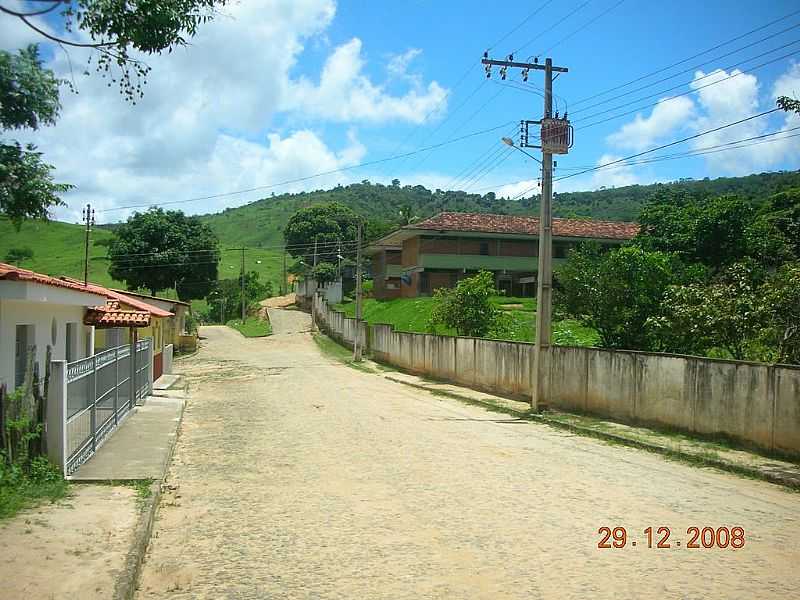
[367,212,639,299]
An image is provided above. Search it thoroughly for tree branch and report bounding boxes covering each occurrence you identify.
[6,11,118,48]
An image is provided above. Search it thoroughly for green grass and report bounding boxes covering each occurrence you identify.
[333,296,600,346]
[312,333,377,373]
[226,316,272,337]
[0,462,70,521]
[0,217,285,310]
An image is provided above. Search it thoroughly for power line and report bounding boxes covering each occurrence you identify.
[573,47,799,131]
[487,0,556,51]
[571,26,800,115]
[514,0,593,55]
[572,6,800,106]
[538,0,626,57]
[92,121,515,214]
[507,107,782,199]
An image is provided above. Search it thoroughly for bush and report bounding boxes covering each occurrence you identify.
[428,270,505,337]
[4,246,33,264]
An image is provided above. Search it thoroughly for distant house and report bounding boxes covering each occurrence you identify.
[110,289,191,350]
[58,279,176,381]
[0,263,107,391]
[367,212,639,299]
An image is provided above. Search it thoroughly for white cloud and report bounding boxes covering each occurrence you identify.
[497,179,538,199]
[0,1,448,221]
[687,67,800,173]
[284,38,447,123]
[606,96,694,151]
[589,154,639,189]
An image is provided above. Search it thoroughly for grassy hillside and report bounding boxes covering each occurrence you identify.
[0,217,283,301]
[333,296,599,346]
[200,171,800,249]
[4,170,797,302]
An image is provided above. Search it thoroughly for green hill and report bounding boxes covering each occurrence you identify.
[200,170,800,248]
[0,217,283,299]
[3,170,798,297]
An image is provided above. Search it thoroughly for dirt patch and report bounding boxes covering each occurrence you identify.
[0,484,138,600]
[498,303,524,310]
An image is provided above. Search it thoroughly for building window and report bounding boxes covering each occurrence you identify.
[15,325,35,388]
[479,241,489,256]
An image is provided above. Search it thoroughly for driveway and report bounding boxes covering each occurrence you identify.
[136,319,800,599]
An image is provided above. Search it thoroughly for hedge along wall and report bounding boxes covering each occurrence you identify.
[313,295,800,456]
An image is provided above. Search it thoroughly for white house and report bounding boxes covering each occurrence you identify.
[0,263,106,392]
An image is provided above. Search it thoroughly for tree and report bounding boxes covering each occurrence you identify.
[758,188,800,260]
[637,193,778,270]
[0,2,228,228]
[650,262,764,360]
[778,96,800,114]
[284,203,359,263]
[205,271,271,323]
[557,245,677,350]
[0,45,69,229]
[311,262,338,286]
[760,263,800,364]
[428,270,505,337]
[0,0,229,103]
[4,246,33,265]
[108,208,219,299]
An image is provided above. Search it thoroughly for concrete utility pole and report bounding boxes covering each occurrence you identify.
[481,53,570,411]
[240,247,246,322]
[82,204,95,286]
[282,248,287,296]
[311,239,318,331]
[353,221,363,362]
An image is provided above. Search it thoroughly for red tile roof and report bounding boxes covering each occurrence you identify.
[58,277,173,317]
[408,212,639,240]
[0,263,105,295]
[84,301,151,328]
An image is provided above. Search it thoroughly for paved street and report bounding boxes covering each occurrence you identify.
[137,313,800,599]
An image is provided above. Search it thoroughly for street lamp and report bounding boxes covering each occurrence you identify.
[501,137,542,163]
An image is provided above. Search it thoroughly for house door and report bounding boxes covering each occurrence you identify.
[14,324,34,388]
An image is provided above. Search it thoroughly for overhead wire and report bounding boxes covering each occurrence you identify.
[571,6,800,106]
[92,121,516,214]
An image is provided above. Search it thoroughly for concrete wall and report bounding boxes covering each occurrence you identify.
[313,297,800,456]
[0,298,94,391]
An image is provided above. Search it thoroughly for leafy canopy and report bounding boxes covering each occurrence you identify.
[205,271,271,323]
[108,208,219,299]
[428,270,506,338]
[284,202,359,262]
[557,245,677,350]
[0,46,69,229]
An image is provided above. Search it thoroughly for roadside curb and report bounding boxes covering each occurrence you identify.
[384,375,800,491]
[113,397,187,600]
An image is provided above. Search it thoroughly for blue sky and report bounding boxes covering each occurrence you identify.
[1,0,799,222]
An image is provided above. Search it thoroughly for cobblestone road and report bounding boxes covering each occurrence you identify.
[137,317,800,599]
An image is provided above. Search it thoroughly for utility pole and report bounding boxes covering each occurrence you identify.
[353,221,363,362]
[82,204,95,286]
[481,53,571,411]
[240,247,246,322]
[282,248,287,296]
[311,239,318,331]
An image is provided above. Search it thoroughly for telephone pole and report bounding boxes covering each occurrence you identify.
[311,239,318,331]
[82,204,95,286]
[481,53,571,411]
[282,248,287,296]
[353,221,363,362]
[240,247,246,322]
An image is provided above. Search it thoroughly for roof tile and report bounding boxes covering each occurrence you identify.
[408,212,639,240]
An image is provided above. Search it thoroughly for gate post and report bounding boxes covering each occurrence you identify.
[113,347,119,425]
[130,331,137,409]
[90,354,97,452]
[46,361,68,475]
